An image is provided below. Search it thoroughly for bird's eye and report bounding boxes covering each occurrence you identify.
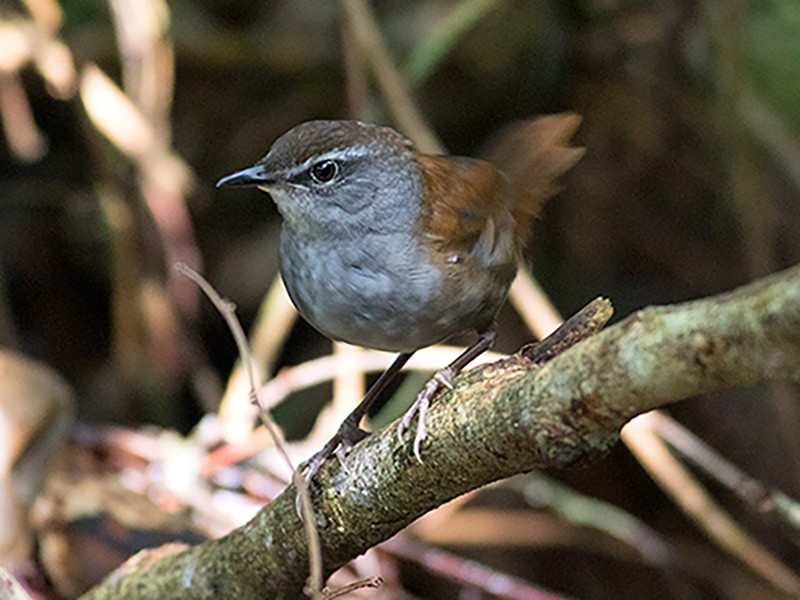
[309,160,339,184]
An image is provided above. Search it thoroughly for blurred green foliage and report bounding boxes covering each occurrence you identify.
[747,1,800,132]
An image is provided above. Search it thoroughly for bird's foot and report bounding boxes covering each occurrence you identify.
[300,416,369,482]
[397,366,455,463]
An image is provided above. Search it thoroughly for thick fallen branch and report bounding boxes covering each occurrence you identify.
[81,265,800,599]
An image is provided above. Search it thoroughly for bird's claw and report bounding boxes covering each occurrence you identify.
[294,422,367,516]
[299,419,368,482]
[397,366,456,463]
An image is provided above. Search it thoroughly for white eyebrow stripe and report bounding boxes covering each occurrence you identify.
[283,145,372,179]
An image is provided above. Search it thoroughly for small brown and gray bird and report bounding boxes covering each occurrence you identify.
[217,115,583,476]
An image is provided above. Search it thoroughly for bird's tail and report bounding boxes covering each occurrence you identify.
[482,113,584,246]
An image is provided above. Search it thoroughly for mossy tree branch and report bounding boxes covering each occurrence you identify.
[81,265,800,599]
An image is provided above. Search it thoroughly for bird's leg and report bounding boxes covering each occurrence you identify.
[301,351,413,480]
[399,329,496,463]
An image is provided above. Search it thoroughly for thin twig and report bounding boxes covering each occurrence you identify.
[512,474,675,566]
[174,264,291,467]
[218,275,297,443]
[622,413,800,595]
[175,264,325,599]
[268,346,505,426]
[296,470,325,599]
[381,537,573,600]
[645,411,800,535]
[341,0,443,154]
[321,576,382,599]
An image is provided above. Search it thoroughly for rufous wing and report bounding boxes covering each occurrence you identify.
[414,154,513,264]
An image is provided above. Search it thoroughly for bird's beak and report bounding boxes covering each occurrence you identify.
[216,165,276,189]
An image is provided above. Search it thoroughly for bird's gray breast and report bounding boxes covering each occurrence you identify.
[279,227,448,352]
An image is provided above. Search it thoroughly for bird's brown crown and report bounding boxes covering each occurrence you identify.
[257,120,414,173]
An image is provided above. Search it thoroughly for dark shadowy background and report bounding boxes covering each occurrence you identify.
[1,0,799,598]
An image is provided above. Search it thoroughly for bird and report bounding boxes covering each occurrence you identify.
[216,115,584,478]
